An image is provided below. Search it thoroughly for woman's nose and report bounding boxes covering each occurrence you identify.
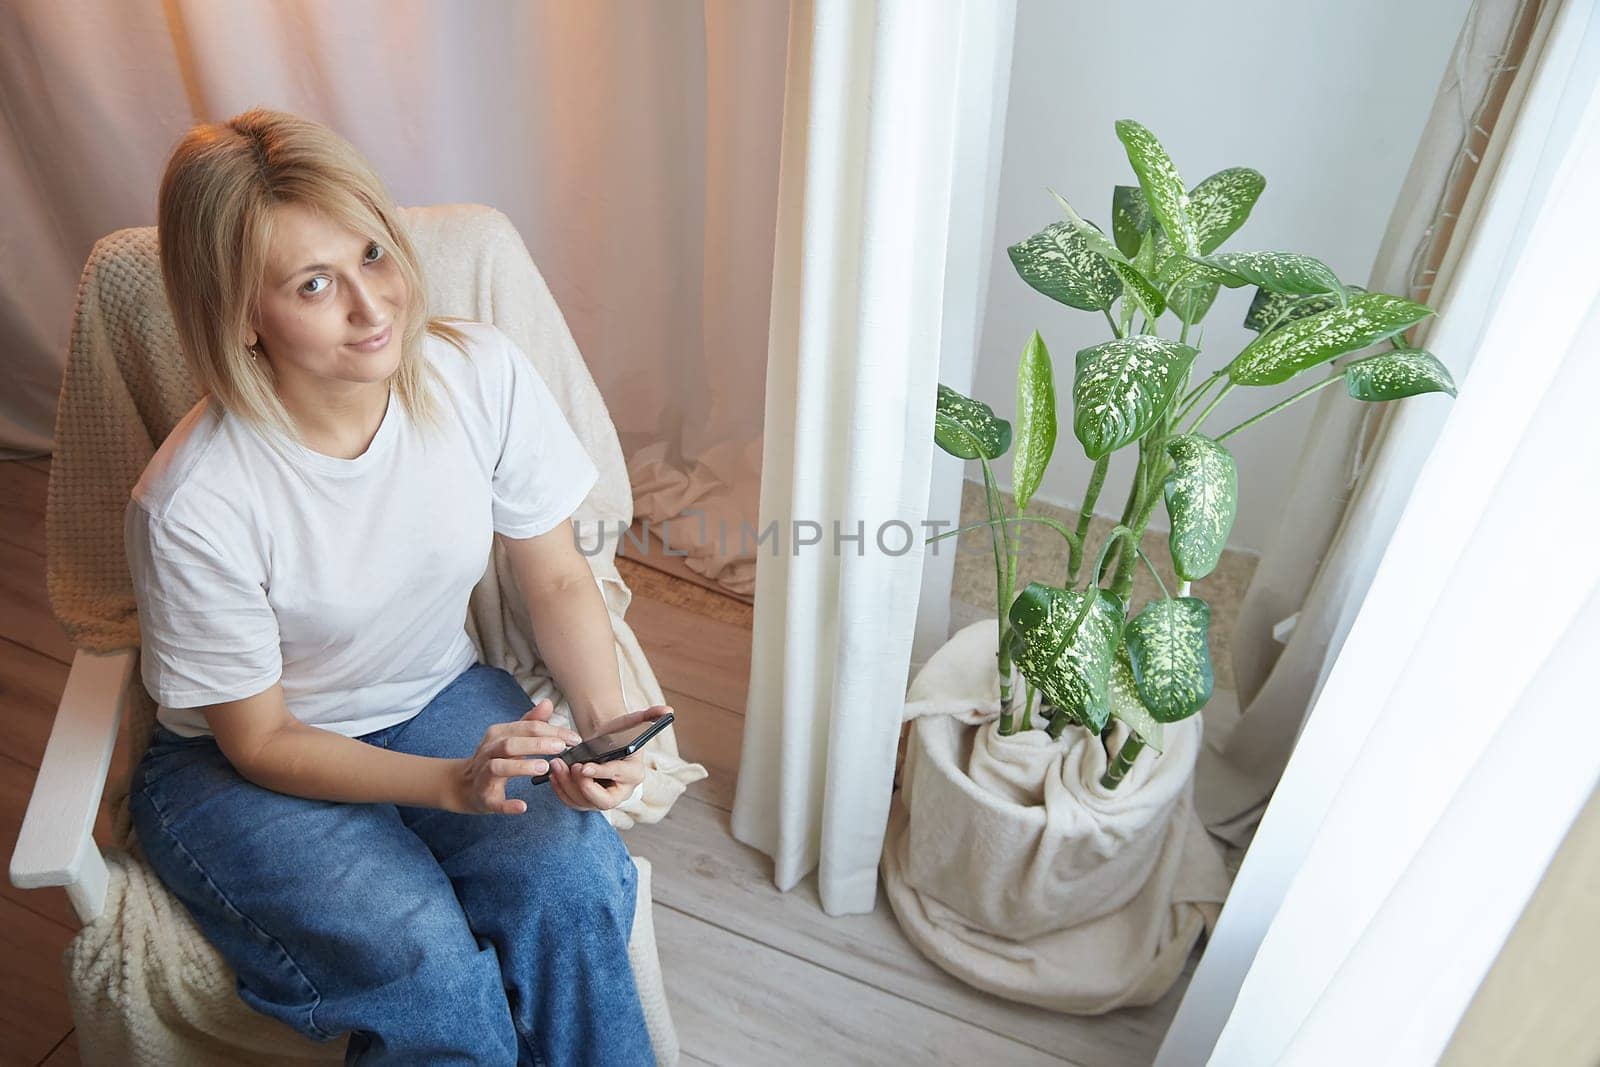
[347,279,387,326]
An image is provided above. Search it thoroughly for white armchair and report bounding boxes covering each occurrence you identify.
[9,208,701,1065]
[12,648,137,924]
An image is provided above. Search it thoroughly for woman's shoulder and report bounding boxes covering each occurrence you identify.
[129,393,276,565]
[129,394,233,523]
[426,317,509,353]
[423,318,533,402]
[424,318,510,377]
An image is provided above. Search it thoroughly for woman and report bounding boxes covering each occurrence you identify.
[126,107,665,1065]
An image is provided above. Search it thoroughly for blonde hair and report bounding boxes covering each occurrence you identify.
[156,106,472,455]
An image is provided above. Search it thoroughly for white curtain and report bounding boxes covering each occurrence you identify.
[1196,0,1549,845]
[1158,0,1600,1060]
[0,0,784,580]
[730,0,1016,916]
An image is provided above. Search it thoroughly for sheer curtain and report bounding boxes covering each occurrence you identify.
[730,0,1016,916]
[1158,0,1600,1059]
[0,0,785,573]
[1196,0,1552,845]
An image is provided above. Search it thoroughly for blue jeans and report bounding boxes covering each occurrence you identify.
[128,662,654,1067]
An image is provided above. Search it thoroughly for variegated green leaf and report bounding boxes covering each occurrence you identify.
[1112,185,1153,259]
[1007,222,1122,312]
[1187,252,1342,297]
[1244,285,1367,332]
[1116,166,1266,327]
[1188,167,1266,254]
[935,384,1011,460]
[1008,584,1126,733]
[1145,226,1220,326]
[1073,336,1198,460]
[1163,434,1237,581]
[1109,645,1164,753]
[1114,119,1199,255]
[1116,209,1153,336]
[1117,167,1263,261]
[1168,276,1221,325]
[1012,332,1056,509]
[1133,226,1159,279]
[1345,348,1458,401]
[1110,259,1166,322]
[1048,189,1128,264]
[1124,596,1214,722]
[1228,291,1435,387]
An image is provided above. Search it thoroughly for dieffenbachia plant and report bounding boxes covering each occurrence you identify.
[928,119,1457,789]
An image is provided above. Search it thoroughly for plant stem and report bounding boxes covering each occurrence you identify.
[1020,680,1035,732]
[1187,381,1235,435]
[975,452,1018,723]
[1136,546,1171,599]
[1099,473,1142,583]
[997,627,1016,734]
[1101,734,1147,789]
[1070,456,1108,583]
[941,423,1015,727]
[1213,370,1344,443]
[1176,368,1226,425]
[1111,456,1171,600]
[1102,308,1124,339]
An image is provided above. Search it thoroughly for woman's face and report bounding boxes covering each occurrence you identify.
[250,200,407,389]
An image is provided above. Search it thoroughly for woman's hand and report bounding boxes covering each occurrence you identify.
[448,698,583,816]
[548,705,671,812]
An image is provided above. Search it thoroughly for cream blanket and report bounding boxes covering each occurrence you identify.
[46,205,705,1063]
[880,619,1229,1014]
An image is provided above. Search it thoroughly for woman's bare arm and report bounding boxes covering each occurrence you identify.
[197,680,471,811]
[500,520,629,738]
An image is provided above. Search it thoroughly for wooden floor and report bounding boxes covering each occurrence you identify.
[1,456,1187,1066]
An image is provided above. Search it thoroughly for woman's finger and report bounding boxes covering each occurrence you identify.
[574,772,614,809]
[492,756,549,777]
[548,759,575,808]
[501,735,561,760]
[527,722,582,745]
[581,758,642,788]
[591,704,673,737]
[550,759,591,811]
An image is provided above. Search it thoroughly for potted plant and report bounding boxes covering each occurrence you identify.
[880,118,1457,1014]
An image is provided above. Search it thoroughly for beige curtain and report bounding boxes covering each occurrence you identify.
[1441,776,1600,1065]
[1197,0,1552,845]
[0,1,786,583]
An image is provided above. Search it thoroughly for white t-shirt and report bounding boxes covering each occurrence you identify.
[126,320,599,740]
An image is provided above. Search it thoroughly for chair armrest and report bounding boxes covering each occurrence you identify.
[9,648,137,924]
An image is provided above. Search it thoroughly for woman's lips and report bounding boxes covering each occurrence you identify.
[349,325,392,352]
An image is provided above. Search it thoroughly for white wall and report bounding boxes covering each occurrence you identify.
[974,0,1473,552]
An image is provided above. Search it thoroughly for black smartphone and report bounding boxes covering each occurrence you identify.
[528,712,674,785]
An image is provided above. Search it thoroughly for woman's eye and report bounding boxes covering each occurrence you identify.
[300,246,381,296]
